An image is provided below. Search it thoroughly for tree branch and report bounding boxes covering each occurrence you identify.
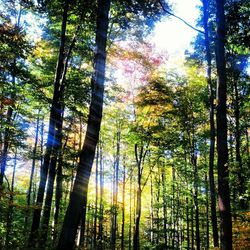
[158,0,205,35]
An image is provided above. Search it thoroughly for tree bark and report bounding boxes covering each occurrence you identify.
[150,173,154,244]
[133,183,142,250]
[5,149,17,248]
[28,0,69,245]
[25,111,40,228]
[27,111,40,207]
[191,204,194,250]
[93,145,99,249]
[192,155,200,250]
[202,0,219,246]
[133,144,144,250]
[162,167,168,248]
[111,129,120,249]
[0,106,12,187]
[205,174,210,249]
[121,158,126,250]
[233,76,245,209]
[53,148,63,242]
[186,197,190,250]
[215,0,232,248]
[57,1,111,248]
[98,142,104,250]
[129,170,132,250]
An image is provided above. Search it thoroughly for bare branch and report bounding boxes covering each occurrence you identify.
[158,0,205,35]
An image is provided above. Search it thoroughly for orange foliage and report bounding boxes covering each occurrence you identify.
[232,212,250,250]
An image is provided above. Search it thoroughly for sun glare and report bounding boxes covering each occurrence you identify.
[152,0,201,55]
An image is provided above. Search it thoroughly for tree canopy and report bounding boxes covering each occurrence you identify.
[0,0,249,249]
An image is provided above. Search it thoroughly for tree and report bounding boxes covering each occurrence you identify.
[201,0,219,246]
[215,0,232,249]
[0,1,31,188]
[57,1,111,248]
[28,0,71,245]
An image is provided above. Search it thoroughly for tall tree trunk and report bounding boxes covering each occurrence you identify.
[176,182,180,249]
[0,106,13,187]
[233,76,245,209]
[162,167,168,248]
[27,111,40,207]
[186,197,190,250]
[111,130,120,249]
[40,8,81,244]
[0,6,22,188]
[25,111,40,228]
[129,170,132,250]
[57,1,111,248]
[79,204,87,247]
[205,174,210,249]
[5,149,17,248]
[191,203,194,250]
[53,123,72,245]
[156,169,160,245]
[133,144,144,250]
[133,180,141,250]
[28,0,69,245]
[98,142,104,250]
[192,155,200,250]
[171,167,176,249]
[215,0,232,248]
[202,0,219,246]
[150,173,154,244]
[121,158,126,250]
[93,145,99,249]
[53,149,63,242]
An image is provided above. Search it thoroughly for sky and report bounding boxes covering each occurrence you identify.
[152,0,201,57]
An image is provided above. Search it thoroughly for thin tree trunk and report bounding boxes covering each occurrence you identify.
[93,145,99,249]
[156,169,160,245]
[133,181,141,250]
[57,1,110,248]
[53,121,72,244]
[27,111,40,207]
[0,101,15,188]
[111,129,120,249]
[98,142,104,249]
[171,167,176,249]
[121,158,126,250]
[150,173,154,244]
[205,174,210,249]
[193,155,200,250]
[202,0,219,246]
[129,170,132,250]
[246,129,249,159]
[133,144,144,250]
[5,149,17,248]
[191,203,194,250]
[25,111,40,228]
[186,197,190,250]
[28,0,70,245]
[233,76,245,209]
[162,167,168,248]
[53,149,62,242]
[215,0,232,248]
[0,106,13,186]
[176,182,180,249]
[40,7,81,244]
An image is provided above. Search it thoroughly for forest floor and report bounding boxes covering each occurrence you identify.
[232,211,250,250]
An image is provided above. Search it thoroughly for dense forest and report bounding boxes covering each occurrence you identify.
[0,0,249,249]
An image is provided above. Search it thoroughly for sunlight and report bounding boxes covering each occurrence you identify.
[152,0,201,55]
